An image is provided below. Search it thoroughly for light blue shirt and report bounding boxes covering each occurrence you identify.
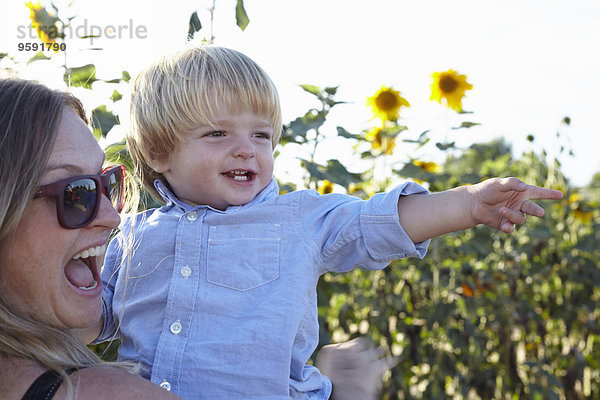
[98,178,429,399]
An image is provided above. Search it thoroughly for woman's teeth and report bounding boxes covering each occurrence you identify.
[73,244,106,260]
[79,280,98,291]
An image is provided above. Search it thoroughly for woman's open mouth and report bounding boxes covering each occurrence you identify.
[65,245,105,291]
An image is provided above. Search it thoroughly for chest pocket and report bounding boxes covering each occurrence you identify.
[207,223,281,291]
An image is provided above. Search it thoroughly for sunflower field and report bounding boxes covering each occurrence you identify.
[3,2,600,399]
[278,83,600,399]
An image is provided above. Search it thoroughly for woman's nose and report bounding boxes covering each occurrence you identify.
[90,193,121,230]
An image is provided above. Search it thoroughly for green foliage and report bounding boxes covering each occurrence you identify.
[28,51,51,64]
[235,0,250,31]
[277,89,599,399]
[188,11,203,40]
[64,64,97,88]
[110,90,122,102]
[274,85,600,398]
[91,105,119,139]
[90,339,120,362]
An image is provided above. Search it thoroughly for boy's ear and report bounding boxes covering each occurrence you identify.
[149,152,170,174]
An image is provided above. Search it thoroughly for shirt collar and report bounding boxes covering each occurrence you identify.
[154,178,279,213]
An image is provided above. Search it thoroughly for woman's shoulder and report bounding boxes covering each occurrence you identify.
[59,366,181,399]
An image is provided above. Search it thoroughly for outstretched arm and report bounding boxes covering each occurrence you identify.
[397,177,563,243]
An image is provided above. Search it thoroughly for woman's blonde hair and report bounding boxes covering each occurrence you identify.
[128,45,282,201]
[0,79,135,399]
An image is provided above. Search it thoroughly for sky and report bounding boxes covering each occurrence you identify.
[2,0,599,187]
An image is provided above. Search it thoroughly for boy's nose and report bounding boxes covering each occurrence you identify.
[232,138,256,159]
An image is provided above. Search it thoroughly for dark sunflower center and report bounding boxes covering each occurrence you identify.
[439,75,458,93]
[375,91,398,111]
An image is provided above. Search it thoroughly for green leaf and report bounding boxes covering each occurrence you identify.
[380,125,407,138]
[235,0,250,31]
[393,161,447,184]
[436,141,455,151]
[29,4,62,40]
[322,159,362,187]
[188,11,202,39]
[300,84,321,95]
[110,90,122,102]
[302,159,362,189]
[64,64,97,89]
[300,160,328,182]
[452,121,481,130]
[27,51,51,64]
[324,86,339,95]
[394,162,424,179]
[104,141,134,171]
[285,110,326,140]
[121,71,131,82]
[360,151,374,159]
[336,126,361,140]
[91,105,119,138]
[104,71,131,84]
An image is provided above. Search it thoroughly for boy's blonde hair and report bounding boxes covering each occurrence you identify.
[128,46,282,201]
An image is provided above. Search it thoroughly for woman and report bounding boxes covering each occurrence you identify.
[0,78,180,400]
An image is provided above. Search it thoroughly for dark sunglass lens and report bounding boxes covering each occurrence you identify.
[63,178,97,227]
[108,169,124,212]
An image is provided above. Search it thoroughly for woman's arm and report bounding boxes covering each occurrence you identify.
[59,366,182,399]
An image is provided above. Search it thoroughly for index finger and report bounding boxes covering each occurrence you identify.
[526,185,564,201]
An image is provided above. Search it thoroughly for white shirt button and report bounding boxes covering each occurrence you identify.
[186,211,198,222]
[170,320,182,335]
[159,381,171,391]
[180,266,192,279]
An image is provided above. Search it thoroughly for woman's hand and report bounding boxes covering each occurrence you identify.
[316,338,397,400]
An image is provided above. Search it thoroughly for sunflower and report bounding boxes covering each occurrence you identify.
[25,1,58,44]
[430,69,473,112]
[573,208,594,223]
[413,160,441,173]
[318,180,334,195]
[366,126,396,155]
[367,86,410,122]
[569,193,595,223]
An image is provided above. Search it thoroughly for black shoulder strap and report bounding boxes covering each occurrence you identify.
[21,369,78,400]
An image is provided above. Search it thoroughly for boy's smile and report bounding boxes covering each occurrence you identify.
[153,107,275,210]
[223,169,256,182]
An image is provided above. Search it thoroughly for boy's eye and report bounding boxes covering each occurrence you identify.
[254,132,271,140]
[206,130,225,137]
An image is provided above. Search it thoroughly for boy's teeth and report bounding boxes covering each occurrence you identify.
[228,171,250,181]
[73,245,106,260]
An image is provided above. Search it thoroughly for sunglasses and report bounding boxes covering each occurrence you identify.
[34,165,126,229]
